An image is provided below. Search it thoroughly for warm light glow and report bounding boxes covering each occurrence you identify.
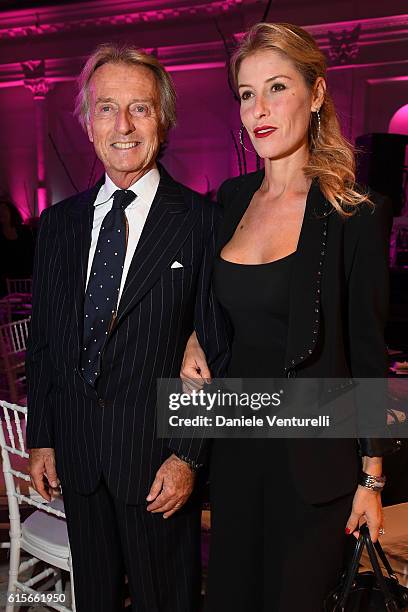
[37,187,48,214]
[389,104,408,136]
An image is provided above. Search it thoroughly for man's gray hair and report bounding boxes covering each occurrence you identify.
[75,43,177,134]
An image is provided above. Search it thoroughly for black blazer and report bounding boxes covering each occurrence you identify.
[26,167,229,504]
[213,170,396,504]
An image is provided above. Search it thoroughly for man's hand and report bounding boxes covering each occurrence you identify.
[181,331,211,393]
[146,454,196,519]
[28,448,60,502]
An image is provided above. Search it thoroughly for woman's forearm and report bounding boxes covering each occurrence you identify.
[362,455,383,477]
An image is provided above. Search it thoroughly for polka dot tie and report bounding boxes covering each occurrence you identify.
[80,189,136,386]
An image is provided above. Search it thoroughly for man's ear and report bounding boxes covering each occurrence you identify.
[158,122,166,145]
[86,120,93,143]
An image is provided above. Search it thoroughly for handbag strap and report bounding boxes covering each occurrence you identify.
[373,538,400,582]
[336,530,366,609]
[361,524,399,611]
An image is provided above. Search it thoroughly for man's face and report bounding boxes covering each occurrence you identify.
[86,62,163,188]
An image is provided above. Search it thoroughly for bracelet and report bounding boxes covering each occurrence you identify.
[174,452,202,472]
[359,471,386,492]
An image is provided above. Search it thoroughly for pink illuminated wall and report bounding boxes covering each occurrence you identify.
[0,86,37,220]
[163,67,245,194]
[0,0,406,217]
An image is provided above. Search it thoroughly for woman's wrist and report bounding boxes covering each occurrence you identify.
[359,456,385,492]
[362,455,383,477]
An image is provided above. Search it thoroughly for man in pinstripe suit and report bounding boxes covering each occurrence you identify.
[26,45,228,612]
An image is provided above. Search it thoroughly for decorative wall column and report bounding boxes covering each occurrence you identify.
[22,60,53,215]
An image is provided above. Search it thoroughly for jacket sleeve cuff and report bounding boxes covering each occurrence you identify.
[167,438,210,468]
[26,411,54,449]
[358,437,401,457]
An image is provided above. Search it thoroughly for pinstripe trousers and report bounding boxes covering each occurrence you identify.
[62,478,202,612]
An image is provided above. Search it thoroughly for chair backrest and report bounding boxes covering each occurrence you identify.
[0,400,66,523]
[6,278,32,296]
[0,318,30,357]
[0,318,30,402]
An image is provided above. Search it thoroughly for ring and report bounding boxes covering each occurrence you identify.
[379,528,385,535]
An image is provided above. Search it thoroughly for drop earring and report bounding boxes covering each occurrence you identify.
[239,125,255,153]
[315,109,321,140]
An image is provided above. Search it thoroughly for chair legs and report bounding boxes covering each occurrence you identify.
[67,545,76,612]
[6,531,20,612]
[69,569,76,612]
[54,569,63,593]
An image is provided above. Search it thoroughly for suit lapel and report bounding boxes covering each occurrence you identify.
[216,170,264,255]
[116,167,199,325]
[66,178,103,360]
[284,180,330,373]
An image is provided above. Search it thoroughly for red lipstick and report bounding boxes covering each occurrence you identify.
[254,125,277,138]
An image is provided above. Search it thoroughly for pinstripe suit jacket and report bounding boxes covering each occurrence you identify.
[26,167,229,504]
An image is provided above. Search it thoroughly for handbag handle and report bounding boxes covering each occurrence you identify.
[334,523,400,612]
[334,529,367,610]
[373,537,400,583]
[361,524,399,611]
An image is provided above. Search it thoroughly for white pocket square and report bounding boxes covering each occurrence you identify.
[170,261,183,269]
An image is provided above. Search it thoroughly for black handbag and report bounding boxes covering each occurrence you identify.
[324,523,408,611]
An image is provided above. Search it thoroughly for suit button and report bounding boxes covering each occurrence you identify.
[98,398,105,408]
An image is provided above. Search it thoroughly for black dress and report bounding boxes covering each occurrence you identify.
[205,253,353,612]
[214,253,292,378]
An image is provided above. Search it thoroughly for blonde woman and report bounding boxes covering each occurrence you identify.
[182,23,397,611]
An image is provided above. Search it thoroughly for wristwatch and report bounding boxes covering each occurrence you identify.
[173,452,202,472]
[359,471,386,492]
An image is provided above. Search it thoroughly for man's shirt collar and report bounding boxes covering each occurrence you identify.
[94,166,160,208]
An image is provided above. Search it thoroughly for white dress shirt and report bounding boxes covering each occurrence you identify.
[85,167,160,306]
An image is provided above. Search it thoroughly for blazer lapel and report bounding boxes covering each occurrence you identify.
[284,180,330,374]
[115,168,199,325]
[216,170,264,255]
[66,178,103,360]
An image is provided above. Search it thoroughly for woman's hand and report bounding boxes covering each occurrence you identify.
[345,486,383,543]
[345,455,384,543]
[181,331,211,393]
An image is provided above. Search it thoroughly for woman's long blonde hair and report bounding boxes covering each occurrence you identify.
[230,23,371,216]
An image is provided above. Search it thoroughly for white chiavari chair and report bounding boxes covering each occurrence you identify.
[0,400,75,611]
[0,318,30,404]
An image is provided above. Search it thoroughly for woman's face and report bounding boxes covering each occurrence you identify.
[238,50,324,160]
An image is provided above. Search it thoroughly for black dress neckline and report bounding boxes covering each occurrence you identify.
[218,251,296,267]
